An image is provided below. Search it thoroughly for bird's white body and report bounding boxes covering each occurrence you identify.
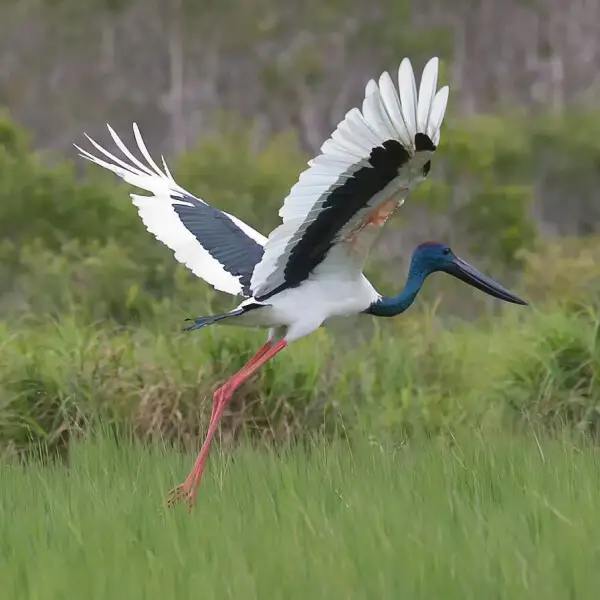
[75,56,449,346]
[235,273,380,341]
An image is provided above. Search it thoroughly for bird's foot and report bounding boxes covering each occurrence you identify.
[167,482,196,512]
[167,460,207,512]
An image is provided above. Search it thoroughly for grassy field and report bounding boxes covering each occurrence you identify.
[2,430,600,599]
[4,300,600,454]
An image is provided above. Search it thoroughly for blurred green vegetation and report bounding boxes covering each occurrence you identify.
[2,109,600,454]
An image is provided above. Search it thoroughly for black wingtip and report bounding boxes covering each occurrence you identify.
[414,133,436,152]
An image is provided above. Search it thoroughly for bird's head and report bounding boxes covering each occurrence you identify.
[410,242,527,305]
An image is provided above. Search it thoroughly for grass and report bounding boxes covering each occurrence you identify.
[3,300,600,454]
[2,430,600,599]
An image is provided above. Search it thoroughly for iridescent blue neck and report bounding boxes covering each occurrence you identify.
[365,269,427,317]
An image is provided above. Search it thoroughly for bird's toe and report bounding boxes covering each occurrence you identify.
[167,483,187,508]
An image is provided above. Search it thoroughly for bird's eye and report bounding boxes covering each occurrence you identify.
[442,247,451,255]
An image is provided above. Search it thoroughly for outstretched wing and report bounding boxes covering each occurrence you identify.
[75,124,266,297]
[250,57,449,301]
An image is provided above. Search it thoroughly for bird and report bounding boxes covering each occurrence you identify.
[75,56,527,510]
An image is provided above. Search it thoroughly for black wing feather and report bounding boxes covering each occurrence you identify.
[172,193,265,296]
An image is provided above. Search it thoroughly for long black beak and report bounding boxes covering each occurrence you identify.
[445,257,528,305]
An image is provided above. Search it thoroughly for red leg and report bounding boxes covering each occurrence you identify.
[172,341,274,504]
[206,341,272,426]
[177,342,273,500]
[168,338,287,510]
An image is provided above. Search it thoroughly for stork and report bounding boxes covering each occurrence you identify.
[75,56,527,510]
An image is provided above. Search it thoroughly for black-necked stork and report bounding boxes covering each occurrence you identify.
[75,56,527,510]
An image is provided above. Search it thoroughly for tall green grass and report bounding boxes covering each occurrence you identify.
[2,430,600,599]
[2,300,600,454]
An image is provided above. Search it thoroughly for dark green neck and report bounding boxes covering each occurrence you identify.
[366,269,427,317]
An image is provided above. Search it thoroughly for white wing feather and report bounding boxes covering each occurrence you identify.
[75,125,267,297]
[397,58,419,140]
[428,86,450,146]
[417,57,439,133]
